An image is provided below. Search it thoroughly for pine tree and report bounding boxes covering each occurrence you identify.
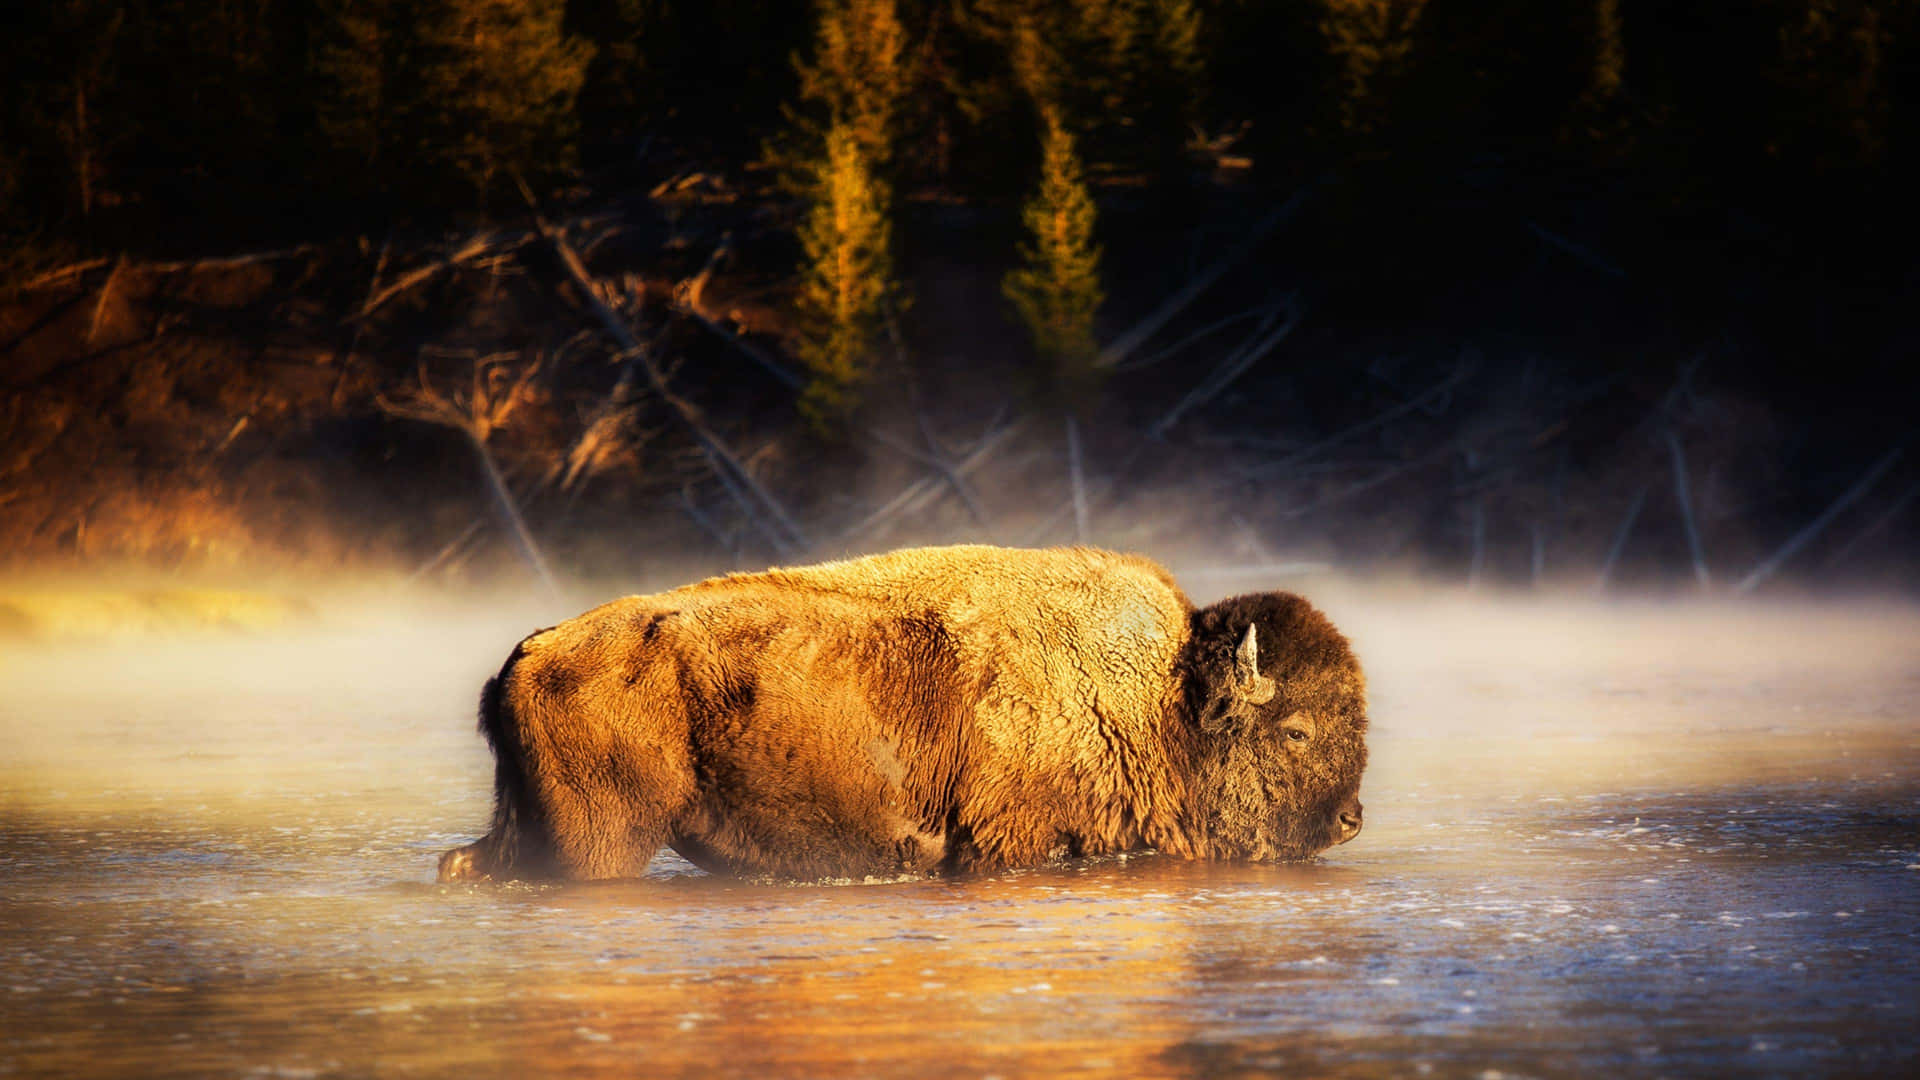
[793,0,910,169]
[410,0,594,201]
[311,0,390,178]
[1564,0,1630,151]
[314,0,593,206]
[1587,0,1625,107]
[1777,0,1894,168]
[793,123,897,429]
[957,0,1201,183]
[1319,0,1430,139]
[1004,110,1104,398]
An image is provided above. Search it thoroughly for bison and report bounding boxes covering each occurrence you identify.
[438,544,1367,882]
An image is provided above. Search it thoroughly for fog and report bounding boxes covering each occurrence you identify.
[3,575,1918,1076]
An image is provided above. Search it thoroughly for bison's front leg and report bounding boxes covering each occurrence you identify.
[437,841,491,883]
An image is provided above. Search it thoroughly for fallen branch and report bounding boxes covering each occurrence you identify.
[680,483,743,563]
[1275,442,1459,522]
[1149,299,1301,437]
[407,519,487,584]
[12,246,319,294]
[1094,180,1319,370]
[859,427,990,527]
[376,352,560,597]
[1066,415,1090,543]
[670,235,805,391]
[1116,303,1280,372]
[679,303,803,390]
[558,348,646,493]
[1525,221,1627,278]
[336,231,394,407]
[1823,481,1919,570]
[1666,429,1711,588]
[1734,446,1904,595]
[519,188,810,556]
[359,231,530,318]
[1467,500,1486,586]
[10,257,113,293]
[84,256,124,345]
[844,416,1027,539]
[142,245,318,274]
[1593,485,1650,593]
[1252,357,1476,478]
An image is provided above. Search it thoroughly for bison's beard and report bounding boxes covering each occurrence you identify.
[1193,741,1340,861]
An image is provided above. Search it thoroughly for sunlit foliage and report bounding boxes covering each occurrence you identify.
[1004,112,1105,398]
[1318,0,1429,138]
[314,0,593,204]
[1776,0,1896,167]
[795,0,911,169]
[794,124,898,429]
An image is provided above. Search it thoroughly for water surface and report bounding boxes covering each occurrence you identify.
[4,591,1918,1077]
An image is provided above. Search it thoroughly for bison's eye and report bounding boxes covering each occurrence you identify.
[1282,711,1313,745]
[1279,711,1316,746]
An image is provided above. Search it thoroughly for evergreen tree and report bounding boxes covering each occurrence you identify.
[410,0,594,201]
[965,0,1204,170]
[0,0,128,267]
[313,0,593,206]
[1564,0,1629,150]
[1776,0,1895,169]
[793,123,897,429]
[793,0,911,169]
[311,0,390,178]
[567,0,655,137]
[1319,0,1430,139]
[1004,110,1104,398]
[1588,0,1625,107]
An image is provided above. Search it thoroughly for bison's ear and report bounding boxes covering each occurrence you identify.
[1202,624,1278,735]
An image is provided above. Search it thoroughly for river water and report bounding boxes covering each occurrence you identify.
[3,587,1918,1077]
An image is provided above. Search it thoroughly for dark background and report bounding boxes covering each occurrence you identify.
[1,1,1914,590]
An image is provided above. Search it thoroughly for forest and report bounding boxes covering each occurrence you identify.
[2,1,1915,590]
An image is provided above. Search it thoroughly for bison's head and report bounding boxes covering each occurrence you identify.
[1181,592,1368,860]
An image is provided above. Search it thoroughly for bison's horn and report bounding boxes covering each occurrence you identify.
[1235,625,1259,683]
[1234,624,1277,707]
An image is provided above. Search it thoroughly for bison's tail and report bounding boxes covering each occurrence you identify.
[439,641,552,882]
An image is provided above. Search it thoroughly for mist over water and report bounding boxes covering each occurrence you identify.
[3,577,1918,1077]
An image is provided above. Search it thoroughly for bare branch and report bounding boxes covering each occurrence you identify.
[359,231,530,318]
[1150,299,1302,438]
[1526,221,1626,278]
[1666,429,1711,588]
[84,256,124,345]
[518,188,811,555]
[1593,485,1649,594]
[1735,446,1905,595]
[845,416,1028,539]
[1250,357,1477,478]
[1066,415,1090,543]
[9,257,113,293]
[1094,179,1319,370]
[1116,302,1282,372]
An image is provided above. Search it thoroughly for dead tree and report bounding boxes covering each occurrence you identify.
[1666,430,1711,588]
[377,351,560,595]
[1094,181,1320,371]
[517,191,811,557]
[1734,446,1905,594]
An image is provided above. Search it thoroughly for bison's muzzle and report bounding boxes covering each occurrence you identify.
[1334,798,1364,844]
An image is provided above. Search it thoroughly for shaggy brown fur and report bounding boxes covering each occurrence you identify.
[437,544,1368,882]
